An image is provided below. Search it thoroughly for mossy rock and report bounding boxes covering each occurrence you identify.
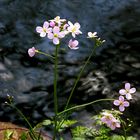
[0,122,51,140]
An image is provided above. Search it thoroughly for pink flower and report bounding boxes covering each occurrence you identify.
[47,26,65,45]
[49,21,55,27]
[119,83,136,100]
[114,96,129,112]
[101,112,114,124]
[50,16,66,26]
[36,21,52,37]
[67,21,82,38]
[101,112,120,130]
[63,24,69,30]
[108,118,121,130]
[68,39,79,50]
[28,47,37,57]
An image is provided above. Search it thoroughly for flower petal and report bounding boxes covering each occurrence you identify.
[73,40,79,46]
[28,47,36,57]
[88,32,92,37]
[43,21,49,29]
[77,29,82,34]
[48,33,54,39]
[129,88,136,94]
[110,124,116,130]
[119,105,125,112]
[47,28,52,33]
[72,33,76,38]
[119,89,127,95]
[40,32,46,37]
[68,21,73,27]
[101,116,106,123]
[58,32,65,38]
[50,21,55,27]
[36,26,43,33]
[68,39,79,50]
[113,100,120,106]
[74,22,80,29]
[116,122,121,128]
[119,96,124,101]
[126,93,132,100]
[53,26,60,34]
[125,83,130,90]
[124,101,129,107]
[53,37,59,45]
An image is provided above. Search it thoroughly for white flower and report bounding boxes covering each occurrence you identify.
[47,26,65,45]
[87,32,97,38]
[50,16,66,26]
[119,83,136,100]
[67,21,82,38]
[36,21,52,37]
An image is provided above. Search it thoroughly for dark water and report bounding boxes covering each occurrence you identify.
[0,0,140,138]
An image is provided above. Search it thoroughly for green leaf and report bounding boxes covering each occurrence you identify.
[61,120,77,128]
[72,126,100,139]
[20,132,28,140]
[33,119,52,130]
[42,120,52,126]
[111,135,136,140]
[4,129,14,140]
[56,120,78,132]
[72,137,86,140]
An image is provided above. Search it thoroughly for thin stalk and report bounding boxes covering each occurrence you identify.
[64,44,97,111]
[57,43,98,130]
[36,50,55,59]
[53,44,60,140]
[8,104,37,140]
[122,121,127,140]
[58,98,114,116]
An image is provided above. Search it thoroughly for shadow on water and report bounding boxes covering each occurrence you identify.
[0,0,140,138]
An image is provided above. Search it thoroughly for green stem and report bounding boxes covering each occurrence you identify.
[64,44,97,110]
[36,50,55,59]
[58,98,114,116]
[8,104,37,140]
[57,43,100,130]
[53,44,60,140]
[122,121,127,140]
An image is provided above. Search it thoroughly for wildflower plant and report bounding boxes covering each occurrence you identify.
[4,16,137,140]
[27,16,136,139]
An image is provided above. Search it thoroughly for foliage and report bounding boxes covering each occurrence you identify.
[72,126,103,139]
[4,129,14,140]
[20,132,28,140]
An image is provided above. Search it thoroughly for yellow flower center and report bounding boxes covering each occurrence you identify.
[43,28,47,32]
[72,27,76,32]
[120,101,123,105]
[126,90,129,93]
[54,33,58,37]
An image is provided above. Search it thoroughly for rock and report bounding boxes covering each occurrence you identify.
[0,122,51,140]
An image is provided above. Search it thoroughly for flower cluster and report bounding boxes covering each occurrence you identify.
[28,16,106,57]
[28,16,83,57]
[87,32,105,45]
[101,112,120,130]
[36,16,82,48]
[114,83,136,112]
[101,83,136,130]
